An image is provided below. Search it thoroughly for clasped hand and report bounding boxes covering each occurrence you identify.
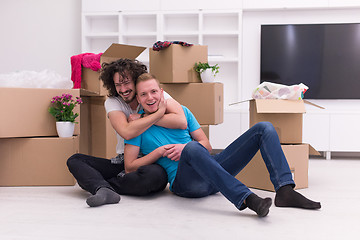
[162,144,186,161]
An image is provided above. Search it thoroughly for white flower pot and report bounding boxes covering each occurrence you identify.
[56,121,75,138]
[200,68,216,83]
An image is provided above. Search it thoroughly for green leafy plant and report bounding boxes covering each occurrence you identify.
[194,62,220,76]
[48,94,82,123]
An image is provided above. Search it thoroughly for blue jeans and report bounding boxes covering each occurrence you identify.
[171,121,295,210]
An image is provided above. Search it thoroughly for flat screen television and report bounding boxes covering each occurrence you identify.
[260,23,360,99]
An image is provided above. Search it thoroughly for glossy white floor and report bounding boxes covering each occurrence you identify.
[1,157,359,240]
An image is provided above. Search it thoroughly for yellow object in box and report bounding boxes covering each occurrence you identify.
[0,137,79,186]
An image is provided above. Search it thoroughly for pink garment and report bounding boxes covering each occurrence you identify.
[71,53,102,89]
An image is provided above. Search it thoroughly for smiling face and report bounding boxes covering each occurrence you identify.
[136,78,163,114]
[113,72,136,104]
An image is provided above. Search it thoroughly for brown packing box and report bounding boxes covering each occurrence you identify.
[80,96,117,159]
[250,99,306,144]
[235,144,312,191]
[201,125,209,139]
[0,88,80,138]
[81,43,146,96]
[0,136,79,186]
[161,83,223,125]
[150,44,208,83]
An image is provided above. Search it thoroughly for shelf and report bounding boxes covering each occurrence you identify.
[83,13,119,35]
[203,12,239,32]
[122,14,157,33]
[84,32,119,38]
[163,13,199,32]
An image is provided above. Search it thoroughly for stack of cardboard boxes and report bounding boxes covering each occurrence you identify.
[236,99,319,191]
[0,88,80,186]
[150,44,224,136]
[79,44,146,159]
[80,43,224,160]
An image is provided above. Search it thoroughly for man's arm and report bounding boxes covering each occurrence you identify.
[124,144,166,173]
[154,98,187,130]
[109,109,164,141]
[190,128,212,153]
[162,128,212,161]
[108,94,167,140]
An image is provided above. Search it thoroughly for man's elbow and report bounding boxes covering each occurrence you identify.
[179,121,187,130]
[125,165,137,173]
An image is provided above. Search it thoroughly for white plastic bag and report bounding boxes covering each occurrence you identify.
[252,82,308,100]
[0,70,73,89]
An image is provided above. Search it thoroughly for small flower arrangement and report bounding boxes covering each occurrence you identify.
[48,94,83,123]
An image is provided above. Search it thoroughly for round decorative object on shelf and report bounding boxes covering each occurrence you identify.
[200,69,216,83]
[56,122,75,138]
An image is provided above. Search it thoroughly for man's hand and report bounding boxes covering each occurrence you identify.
[156,91,167,116]
[162,144,186,161]
[128,113,141,122]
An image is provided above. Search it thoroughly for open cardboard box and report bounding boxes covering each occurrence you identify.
[235,143,318,191]
[81,43,146,96]
[0,136,78,186]
[161,83,224,125]
[150,44,208,83]
[0,88,80,138]
[231,99,324,144]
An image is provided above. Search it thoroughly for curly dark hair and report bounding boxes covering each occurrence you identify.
[99,58,147,97]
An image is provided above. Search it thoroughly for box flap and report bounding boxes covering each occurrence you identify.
[303,99,325,109]
[101,43,146,64]
[255,99,306,113]
[307,143,321,156]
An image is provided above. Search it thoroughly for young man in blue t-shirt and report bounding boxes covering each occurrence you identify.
[124,73,321,217]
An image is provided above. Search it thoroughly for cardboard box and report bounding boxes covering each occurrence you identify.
[201,125,209,139]
[80,96,117,159]
[250,99,306,144]
[235,144,310,191]
[0,136,79,186]
[0,88,80,138]
[81,43,146,96]
[150,45,208,83]
[161,83,223,125]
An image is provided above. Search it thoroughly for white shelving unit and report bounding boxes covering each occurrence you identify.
[81,10,242,107]
[81,1,360,155]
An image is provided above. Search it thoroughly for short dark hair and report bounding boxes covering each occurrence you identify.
[99,58,147,97]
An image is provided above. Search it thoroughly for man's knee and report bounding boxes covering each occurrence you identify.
[67,153,82,168]
[136,164,168,193]
[254,121,277,134]
[138,164,167,181]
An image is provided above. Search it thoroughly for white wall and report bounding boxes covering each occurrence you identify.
[0,0,81,79]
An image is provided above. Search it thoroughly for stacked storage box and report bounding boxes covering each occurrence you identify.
[0,88,80,186]
[79,43,224,160]
[79,44,146,159]
[150,44,224,138]
[235,99,319,191]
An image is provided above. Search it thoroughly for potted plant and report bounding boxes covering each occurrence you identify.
[48,93,82,137]
[194,62,220,83]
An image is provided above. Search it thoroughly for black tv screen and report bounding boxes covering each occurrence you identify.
[260,23,360,99]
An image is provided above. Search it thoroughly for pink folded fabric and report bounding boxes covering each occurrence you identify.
[71,53,102,89]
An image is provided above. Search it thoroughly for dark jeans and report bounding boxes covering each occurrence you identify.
[67,153,168,196]
[172,122,295,210]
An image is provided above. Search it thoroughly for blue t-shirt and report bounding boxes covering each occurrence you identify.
[124,106,201,189]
